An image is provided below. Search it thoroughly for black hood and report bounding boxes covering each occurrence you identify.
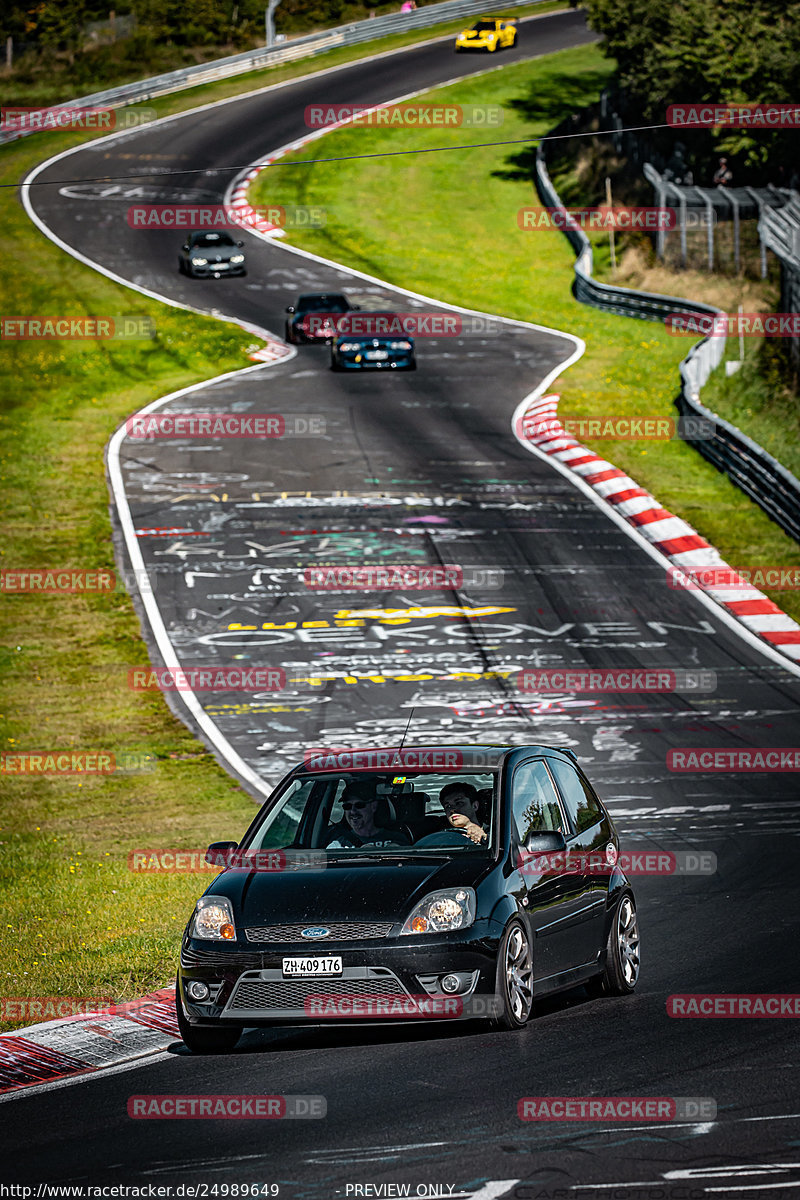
[205,854,491,926]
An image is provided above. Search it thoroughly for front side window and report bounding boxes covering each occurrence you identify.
[510,759,564,844]
[547,759,604,834]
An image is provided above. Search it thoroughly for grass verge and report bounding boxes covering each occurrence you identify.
[0,126,262,1036]
[249,41,800,620]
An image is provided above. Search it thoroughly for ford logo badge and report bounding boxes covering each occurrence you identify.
[301,926,330,939]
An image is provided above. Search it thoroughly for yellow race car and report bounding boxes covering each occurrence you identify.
[454,14,518,52]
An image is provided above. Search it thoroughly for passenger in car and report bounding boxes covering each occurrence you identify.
[440,782,488,845]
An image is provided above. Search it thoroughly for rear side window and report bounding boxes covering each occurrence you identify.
[547,759,604,834]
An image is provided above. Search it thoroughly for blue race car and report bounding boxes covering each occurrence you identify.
[330,311,416,371]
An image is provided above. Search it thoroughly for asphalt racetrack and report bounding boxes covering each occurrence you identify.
[4,10,800,1196]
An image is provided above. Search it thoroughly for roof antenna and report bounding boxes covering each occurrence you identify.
[392,707,415,766]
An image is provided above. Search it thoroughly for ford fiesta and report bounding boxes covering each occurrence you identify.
[176,745,640,1052]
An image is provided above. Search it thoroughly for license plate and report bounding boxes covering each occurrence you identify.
[282,956,343,977]
[365,350,389,360]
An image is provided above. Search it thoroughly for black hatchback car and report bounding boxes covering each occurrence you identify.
[284,292,355,344]
[176,745,640,1052]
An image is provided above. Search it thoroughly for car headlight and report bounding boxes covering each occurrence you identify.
[389,340,412,350]
[230,254,245,263]
[400,888,475,935]
[338,342,361,352]
[191,895,236,940]
[191,257,208,266]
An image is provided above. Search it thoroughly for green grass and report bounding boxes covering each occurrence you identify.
[249,41,800,620]
[0,125,265,1034]
[701,341,800,484]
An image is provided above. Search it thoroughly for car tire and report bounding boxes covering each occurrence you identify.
[492,919,534,1030]
[175,983,242,1053]
[178,258,186,275]
[587,893,640,996]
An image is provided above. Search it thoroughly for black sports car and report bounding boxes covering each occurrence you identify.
[178,231,246,278]
[285,292,355,344]
[176,744,640,1052]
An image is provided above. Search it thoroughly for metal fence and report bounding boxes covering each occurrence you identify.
[535,141,800,544]
[0,0,545,146]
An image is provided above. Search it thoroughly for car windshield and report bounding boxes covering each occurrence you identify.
[471,20,498,30]
[192,232,236,247]
[297,295,349,312]
[243,771,497,855]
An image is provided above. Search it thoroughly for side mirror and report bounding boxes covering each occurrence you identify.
[237,240,244,247]
[524,830,566,854]
[205,840,238,867]
[181,243,189,251]
[285,305,295,314]
[350,304,361,310]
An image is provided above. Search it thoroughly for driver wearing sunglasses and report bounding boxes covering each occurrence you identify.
[324,781,411,849]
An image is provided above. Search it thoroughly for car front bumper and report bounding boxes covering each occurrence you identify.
[189,262,245,277]
[178,928,500,1027]
[332,352,416,370]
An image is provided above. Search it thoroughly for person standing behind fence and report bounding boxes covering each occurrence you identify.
[713,157,733,186]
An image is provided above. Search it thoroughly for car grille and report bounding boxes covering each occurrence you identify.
[181,945,264,971]
[245,923,394,944]
[226,976,406,1013]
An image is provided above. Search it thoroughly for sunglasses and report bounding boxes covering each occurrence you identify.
[342,800,374,811]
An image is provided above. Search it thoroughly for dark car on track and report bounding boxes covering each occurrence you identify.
[284,292,356,344]
[178,231,246,278]
[330,311,417,371]
[176,744,641,1052]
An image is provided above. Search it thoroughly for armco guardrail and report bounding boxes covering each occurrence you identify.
[535,137,800,544]
[0,0,546,146]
